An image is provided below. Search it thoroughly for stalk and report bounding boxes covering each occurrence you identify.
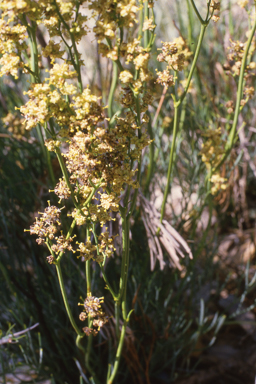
[144,1,149,48]
[55,148,80,210]
[108,62,118,120]
[144,113,154,195]
[55,262,83,336]
[159,23,208,224]
[214,17,256,172]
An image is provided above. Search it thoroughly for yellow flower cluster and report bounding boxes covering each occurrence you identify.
[25,71,151,262]
[29,205,61,245]
[90,0,139,44]
[0,0,88,80]
[210,1,221,22]
[2,112,26,140]
[200,127,227,195]
[226,39,256,105]
[12,0,153,338]
[20,63,77,130]
[237,0,248,8]
[79,294,109,336]
[77,230,115,263]
[0,15,27,78]
[227,39,245,76]
[156,37,192,87]
[90,0,153,85]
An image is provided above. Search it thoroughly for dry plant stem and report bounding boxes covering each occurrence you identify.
[159,22,208,225]
[214,17,256,173]
[152,86,167,127]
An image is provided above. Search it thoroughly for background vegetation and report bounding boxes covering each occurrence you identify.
[1,1,256,383]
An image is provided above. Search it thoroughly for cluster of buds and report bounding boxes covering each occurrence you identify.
[79,294,109,336]
[2,113,26,140]
[28,205,61,245]
[225,39,256,105]
[210,174,227,195]
[156,38,192,88]
[200,127,228,195]
[227,39,245,76]
[210,1,221,22]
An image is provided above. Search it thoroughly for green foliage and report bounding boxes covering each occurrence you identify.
[1,1,256,383]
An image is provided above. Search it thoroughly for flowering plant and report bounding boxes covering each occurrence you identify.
[1,0,256,382]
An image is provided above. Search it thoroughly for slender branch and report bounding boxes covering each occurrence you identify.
[176,23,207,107]
[108,62,118,119]
[55,147,80,210]
[159,22,208,225]
[213,17,256,173]
[190,0,204,24]
[159,105,179,223]
[56,262,83,336]
[144,1,149,48]
[107,310,133,384]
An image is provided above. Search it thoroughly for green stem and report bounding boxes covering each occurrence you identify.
[85,326,94,376]
[86,228,91,295]
[53,0,83,91]
[26,21,40,83]
[107,310,133,384]
[127,158,141,220]
[121,220,130,321]
[144,113,154,195]
[176,24,207,107]
[100,263,117,300]
[186,0,193,49]
[90,224,116,299]
[107,323,126,384]
[160,105,179,223]
[214,17,256,173]
[114,211,130,354]
[22,18,56,185]
[144,1,149,48]
[126,95,142,218]
[57,216,77,262]
[106,38,124,72]
[159,23,208,225]
[138,0,144,38]
[117,215,128,304]
[76,334,86,353]
[190,0,204,24]
[55,262,83,336]
[114,302,120,339]
[46,146,56,187]
[55,148,80,210]
[108,62,118,120]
